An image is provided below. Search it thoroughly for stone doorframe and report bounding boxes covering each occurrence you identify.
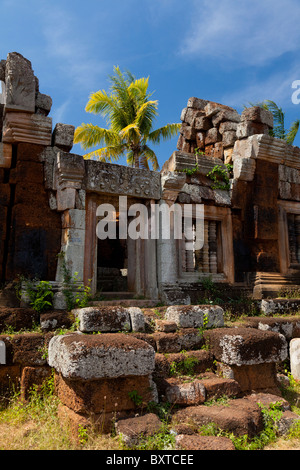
[83,195,159,299]
[278,200,300,274]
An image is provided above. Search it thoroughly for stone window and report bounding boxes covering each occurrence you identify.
[287,213,300,266]
[178,205,234,284]
[181,219,222,274]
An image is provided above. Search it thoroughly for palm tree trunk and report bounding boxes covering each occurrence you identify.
[134,152,140,168]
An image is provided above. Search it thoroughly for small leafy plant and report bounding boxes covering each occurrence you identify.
[206,164,232,190]
[23,279,54,313]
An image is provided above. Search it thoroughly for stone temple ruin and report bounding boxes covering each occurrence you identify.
[1,52,300,449]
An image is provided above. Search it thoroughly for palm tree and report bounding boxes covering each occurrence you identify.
[74,67,181,170]
[247,100,300,145]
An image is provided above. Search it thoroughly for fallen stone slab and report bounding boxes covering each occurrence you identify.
[241,315,300,340]
[154,350,214,378]
[164,305,224,329]
[175,434,235,451]
[115,413,163,447]
[48,333,155,379]
[54,372,157,414]
[172,397,264,438]
[162,373,240,405]
[218,362,282,395]
[72,306,145,333]
[204,327,288,366]
[277,410,300,436]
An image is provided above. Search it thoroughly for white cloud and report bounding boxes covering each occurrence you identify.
[180,0,300,66]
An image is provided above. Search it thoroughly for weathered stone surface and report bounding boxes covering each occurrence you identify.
[0,142,12,168]
[241,106,273,128]
[205,127,221,145]
[2,112,52,145]
[5,52,36,113]
[0,308,39,332]
[72,306,145,333]
[219,362,281,394]
[204,327,288,366]
[175,434,235,451]
[155,319,177,332]
[40,311,73,332]
[20,366,52,400]
[154,350,214,379]
[164,305,224,329]
[290,338,300,381]
[277,410,300,436]
[164,377,206,405]
[236,121,269,139]
[56,151,85,190]
[187,97,208,110]
[48,333,155,379]
[52,123,75,151]
[172,397,264,438]
[83,160,161,199]
[243,315,300,340]
[233,157,256,181]
[115,413,163,446]
[35,92,52,116]
[127,307,145,332]
[55,372,157,413]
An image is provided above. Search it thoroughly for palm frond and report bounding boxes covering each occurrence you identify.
[74,124,120,150]
[286,119,300,145]
[148,123,181,144]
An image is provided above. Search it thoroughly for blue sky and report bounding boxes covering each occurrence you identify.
[1,0,300,168]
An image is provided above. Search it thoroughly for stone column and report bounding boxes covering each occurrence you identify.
[203,220,209,273]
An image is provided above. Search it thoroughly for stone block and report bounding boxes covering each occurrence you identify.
[195,131,205,149]
[155,319,177,332]
[48,333,156,379]
[52,123,75,152]
[222,130,237,148]
[175,434,235,451]
[11,333,48,366]
[205,327,288,366]
[73,306,131,333]
[5,52,36,113]
[241,106,273,128]
[35,92,52,116]
[233,157,256,181]
[187,97,208,110]
[211,109,241,127]
[20,366,52,400]
[172,397,264,438]
[164,377,206,405]
[164,305,224,329]
[219,121,238,134]
[290,338,300,381]
[236,121,269,139]
[2,112,52,145]
[205,127,221,145]
[127,307,145,332]
[56,151,85,190]
[115,413,163,447]
[219,362,280,394]
[0,142,12,168]
[194,116,211,131]
[55,373,157,414]
[56,187,76,211]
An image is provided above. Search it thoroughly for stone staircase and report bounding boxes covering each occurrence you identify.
[46,304,300,449]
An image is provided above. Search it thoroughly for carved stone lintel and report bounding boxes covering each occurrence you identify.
[56,151,85,190]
